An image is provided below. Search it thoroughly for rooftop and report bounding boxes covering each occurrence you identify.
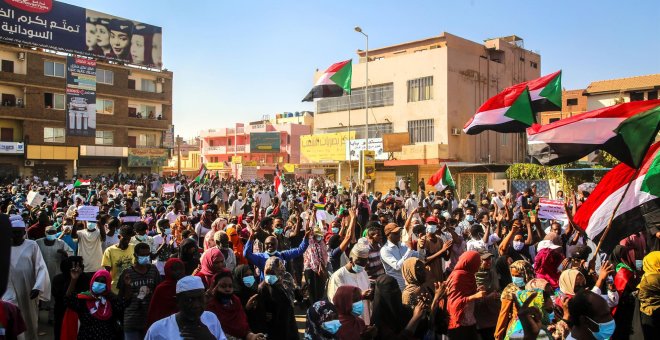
[585,73,660,94]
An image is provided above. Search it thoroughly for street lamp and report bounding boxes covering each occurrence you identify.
[355,26,368,182]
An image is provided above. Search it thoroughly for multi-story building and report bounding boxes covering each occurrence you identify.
[163,138,201,176]
[0,44,173,178]
[584,73,660,110]
[310,33,541,193]
[539,89,587,125]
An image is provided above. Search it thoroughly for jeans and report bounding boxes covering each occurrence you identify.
[124,330,144,340]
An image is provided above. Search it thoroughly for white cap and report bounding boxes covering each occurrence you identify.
[9,214,25,228]
[176,275,205,294]
[537,240,561,251]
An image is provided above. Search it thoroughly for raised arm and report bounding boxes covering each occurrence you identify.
[339,209,356,252]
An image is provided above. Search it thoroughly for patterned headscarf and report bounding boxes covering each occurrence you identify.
[304,300,339,340]
[501,260,534,301]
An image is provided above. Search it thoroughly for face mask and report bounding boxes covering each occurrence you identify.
[136,234,147,241]
[315,236,323,241]
[164,228,171,236]
[274,228,283,235]
[87,223,96,231]
[57,218,62,223]
[586,316,616,340]
[512,276,526,288]
[513,241,525,251]
[63,225,72,232]
[321,319,342,334]
[92,282,106,294]
[352,301,364,316]
[332,227,339,234]
[181,221,188,226]
[547,311,555,323]
[137,255,150,265]
[466,215,474,222]
[426,224,437,234]
[353,264,364,273]
[46,234,57,241]
[151,193,156,197]
[242,276,255,287]
[635,259,643,271]
[264,274,278,285]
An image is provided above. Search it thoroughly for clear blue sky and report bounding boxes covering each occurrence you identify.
[67,0,660,139]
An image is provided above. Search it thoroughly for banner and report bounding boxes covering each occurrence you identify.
[250,132,280,153]
[0,141,24,154]
[162,183,175,193]
[0,1,163,68]
[283,163,297,173]
[76,205,99,221]
[538,198,568,222]
[300,131,355,163]
[127,148,167,167]
[231,156,242,164]
[162,125,174,148]
[26,191,44,207]
[346,138,387,161]
[360,150,376,180]
[65,56,95,137]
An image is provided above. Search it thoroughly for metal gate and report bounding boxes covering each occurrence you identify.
[457,173,488,198]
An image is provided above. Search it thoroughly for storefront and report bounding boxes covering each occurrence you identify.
[127,148,168,173]
[26,145,78,178]
[0,141,24,178]
[79,145,127,176]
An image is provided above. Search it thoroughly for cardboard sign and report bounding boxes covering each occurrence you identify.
[538,198,568,222]
[122,215,141,223]
[163,183,175,194]
[26,191,44,207]
[77,205,99,221]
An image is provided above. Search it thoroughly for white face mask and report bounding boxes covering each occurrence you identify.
[181,221,188,226]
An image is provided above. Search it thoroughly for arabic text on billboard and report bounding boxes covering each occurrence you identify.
[250,132,280,153]
[346,138,387,161]
[0,0,163,68]
[127,148,167,167]
[300,131,355,163]
[66,56,95,137]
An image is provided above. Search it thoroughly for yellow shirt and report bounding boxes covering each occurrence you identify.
[101,244,135,293]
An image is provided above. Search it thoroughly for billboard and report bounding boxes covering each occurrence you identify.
[0,0,162,68]
[300,131,355,163]
[250,132,280,153]
[360,150,376,180]
[65,56,95,137]
[346,138,387,162]
[382,132,410,152]
[127,148,167,167]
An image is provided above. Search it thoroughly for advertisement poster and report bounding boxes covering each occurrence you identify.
[346,138,387,162]
[300,131,355,163]
[0,141,24,154]
[127,148,167,167]
[66,56,96,137]
[0,0,163,68]
[250,132,280,153]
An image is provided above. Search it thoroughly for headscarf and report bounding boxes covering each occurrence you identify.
[206,269,249,339]
[534,248,564,289]
[232,264,255,300]
[304,300,339,340]
[179,238,200,275]
[611,244,635,273]
[640,251,660,282]
[495,255,513,289]
[197,247,225,288]
[204,217,227,251]
[76,269,113,320]
[333,285,366,339]
[501,260,534,301]
[558,269,582,296]
[147,258,183,327]
[619,233,646,258]
[506,288,553,338]
[226,224,247,265]
[638,273,660,316]
[173,215,188,245]
[264,256,295,305]
[446,250,481,329]
[372,275,408,335]
[401,258,423,307]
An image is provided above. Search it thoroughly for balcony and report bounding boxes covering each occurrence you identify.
[203,146,227,154]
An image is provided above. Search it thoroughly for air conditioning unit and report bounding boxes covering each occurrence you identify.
[157,77,165,83]
[24,160,34,167]
[17,52,25,61]
[451,128,461,136]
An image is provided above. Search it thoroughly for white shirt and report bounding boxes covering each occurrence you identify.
[380,240,419,290]
[145,311,227,340]
[326,266,371,324]
[165,211,180,225]
[229,199,244,217]
[404,197,419,215]
[398,179,406,190]
[152,234,177,275]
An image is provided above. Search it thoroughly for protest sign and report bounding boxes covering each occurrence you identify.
[163,183,175,194]
[538,198,568,222]
[26,191,44,207]
[77,205,99,221]
[122,215,141,222]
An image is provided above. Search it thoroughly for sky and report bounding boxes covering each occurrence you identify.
[66,0,660,139]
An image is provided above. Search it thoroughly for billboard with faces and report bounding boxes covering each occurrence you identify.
[0,0,162,69]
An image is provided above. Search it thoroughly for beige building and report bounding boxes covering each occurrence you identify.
[584,73,660,110]
[540,89,588,125]
[311,33,541,193]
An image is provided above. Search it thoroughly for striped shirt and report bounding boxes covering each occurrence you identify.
[366,242,385,280]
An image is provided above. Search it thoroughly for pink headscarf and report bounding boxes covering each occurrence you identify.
[195,247,225,288]
[204,218,227,251]
[534,248,564,289]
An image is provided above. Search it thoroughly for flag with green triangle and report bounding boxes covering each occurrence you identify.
[428,165,455,192]
[302,60,352,101]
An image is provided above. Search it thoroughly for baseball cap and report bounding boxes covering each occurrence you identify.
[425,216,439,224]
[479,250,493,260]
[384,223,401,236]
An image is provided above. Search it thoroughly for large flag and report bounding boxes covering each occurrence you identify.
[274,164,284,196]
[573,142,660,253]
[428,165,455,192]
[463,71,562,135]
[74,179,90,187]
[527,100,660,167]
[194,164,207,183]
[302,60,352,101]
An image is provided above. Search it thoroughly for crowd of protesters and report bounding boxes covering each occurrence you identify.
[0,172,659,340]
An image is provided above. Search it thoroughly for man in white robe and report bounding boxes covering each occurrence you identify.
[36,225,73,322]
[326,243,373,324]
[2,215,50,340]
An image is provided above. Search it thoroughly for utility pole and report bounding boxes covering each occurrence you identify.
[176,135,183,175]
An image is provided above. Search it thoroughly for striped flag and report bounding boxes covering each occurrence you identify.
[274,164,284,195]
[302,60,352,101]
[463,71,562,134]
[74,179,90,187]
[527,100,660,167]
[428,165,455,192]
[573,142,660,253]
[194,164,207,183]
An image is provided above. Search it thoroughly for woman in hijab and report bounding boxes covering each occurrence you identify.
[226,223,248,265]
[333,285,376,340]
[173,215,189,246]
[253,256,299,339]
[372,274,426,339]
[232,264,260,330]
[495,260,535,340]
[178,237,200,275]
[51,256,89,340]
[638,251,660,339]
[494,255,513,290]
[446,250,485,339]
[146,258,185,328]
[195,247,226,288]
[534,247,564,289]
[505,286,555,340]
[204,217,227,251]
[401,258,426,308]
[611,244,638,339]
[305,300,341,340]
[195,209,214,247]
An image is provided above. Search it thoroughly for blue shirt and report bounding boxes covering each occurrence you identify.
[56,232,78,255]
[244,236,309,281]
[380,240,419,290]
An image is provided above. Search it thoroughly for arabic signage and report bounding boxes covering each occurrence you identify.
[360,150,376,180]
[300,131,355,163]
[249,132,280,153]
[0,0,163,68]
[65,56,95,137]
[127,148,167,167]
[346,138,387,162]
[162,125,174,149]
[0,141,24,153]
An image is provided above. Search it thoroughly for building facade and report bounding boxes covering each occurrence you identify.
[584,73,660,110]
[539,89,588,125]
[0,44,173,179]
[311,33,542,192]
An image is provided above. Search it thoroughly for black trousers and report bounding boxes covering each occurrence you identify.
[304,269,326,304]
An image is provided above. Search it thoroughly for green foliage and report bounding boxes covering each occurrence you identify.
[597,151,621,168]
[505,163,561,180]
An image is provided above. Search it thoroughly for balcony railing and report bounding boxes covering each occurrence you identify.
[317,83,394,113]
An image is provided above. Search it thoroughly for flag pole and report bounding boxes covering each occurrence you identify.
[348,91,352,192]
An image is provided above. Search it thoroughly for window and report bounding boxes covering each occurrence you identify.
[44,127,65,143]
[141,79,156,92]
[44,93,65,110]
[139,104,157,119]
[96,69,114,85]
[95,130,113,145]
[128,79,136,89]
[530,61,538,69]
[137,134,157,147]
[408,119,434,143]
[566,98,578,106]
[0,127,13,142]
[44,60,65,77]
[316,83,394,114]
[1,60,14,73]
[407,76,433,102]
[630,92,644,102]
[549,118,560,123]
[648,91,658,100]
[96,99,114,115]
[1,94,16,106]
[500,133,508,146]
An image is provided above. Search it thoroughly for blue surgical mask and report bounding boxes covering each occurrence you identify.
[164,228,171,236]
[586,316,616,340]
[315,236,323,241]
[242,276,256,287]
[274,228,283,235]
[264,274,278,285]
[332,227,339,234]
[512,276,526,288]
[547,311,555,323]
[353,264,364,273]
[92,282,106,294]
[321,319,342,334]
[46,234,57,241]
[466,215,474,222]
[635,259,643,271]
[137,255,150,265]
[426,224,437,234]
[513,241,525,251]
[87,223,96,231]
[352,301,364,316]
[136,234,147,241]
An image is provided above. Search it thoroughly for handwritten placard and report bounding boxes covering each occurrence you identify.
[163,183,175,194]
[538,198,568,222]
[77,205,99,221]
